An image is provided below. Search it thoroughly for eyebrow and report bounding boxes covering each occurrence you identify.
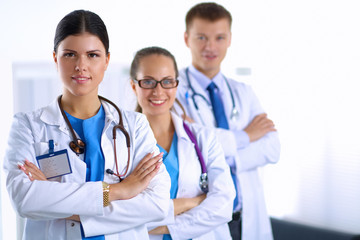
[61,49,103,53]
[141,76,175,80]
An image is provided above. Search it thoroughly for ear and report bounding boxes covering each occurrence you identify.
[184,31,190,48]
[130,80,137,94]
[228,32,232,48]
[53,51,58,70]
[104,52,110,71]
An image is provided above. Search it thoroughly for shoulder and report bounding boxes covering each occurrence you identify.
[121,109,147,126]
[186,121,216,142]
[225,77,258,99]
[226,77,252,91]
[13,101,54,127]
[120,109,152,136]
[177,68,190,91]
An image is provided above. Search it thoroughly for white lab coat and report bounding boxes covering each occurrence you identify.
[3,99,170,240]
[176,67,281,240]
[147,112,235,240]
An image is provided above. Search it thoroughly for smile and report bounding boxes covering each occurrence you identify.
[72,76,91,83]
[150,99,166,105]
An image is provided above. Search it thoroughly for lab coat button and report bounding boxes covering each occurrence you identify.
[71,223,75,227]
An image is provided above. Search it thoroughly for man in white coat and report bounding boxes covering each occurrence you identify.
[176,2,281,240]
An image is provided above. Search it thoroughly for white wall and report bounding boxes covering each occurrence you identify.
[1,0,360,239]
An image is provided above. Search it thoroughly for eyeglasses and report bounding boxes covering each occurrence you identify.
[134,78,179,89]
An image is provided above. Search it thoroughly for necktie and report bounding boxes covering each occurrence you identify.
[207,82,239,210]
[206,82,229,129]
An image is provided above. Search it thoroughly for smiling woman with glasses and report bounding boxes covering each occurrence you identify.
[129,46,235,240]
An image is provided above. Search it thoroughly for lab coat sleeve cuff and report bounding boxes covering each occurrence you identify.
[79,182,105,236]
[234,129,250,149]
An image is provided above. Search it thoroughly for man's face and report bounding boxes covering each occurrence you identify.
[185,17,231,79]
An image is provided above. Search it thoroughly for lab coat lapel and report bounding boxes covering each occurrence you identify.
[40,98,71,135]
[171,112,199,198]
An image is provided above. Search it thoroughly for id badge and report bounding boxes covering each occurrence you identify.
[36,149,72,179]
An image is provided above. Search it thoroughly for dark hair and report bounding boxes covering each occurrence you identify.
[54,10,109,54]
[130,46,178,80]
[185,2,232,32]
[130,46,179,113]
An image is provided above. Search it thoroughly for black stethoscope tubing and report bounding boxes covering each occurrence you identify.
[58,95,130,181]
[185,67,236,113]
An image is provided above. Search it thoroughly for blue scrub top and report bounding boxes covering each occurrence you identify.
[66,105,105,240]
[157,133,179,240]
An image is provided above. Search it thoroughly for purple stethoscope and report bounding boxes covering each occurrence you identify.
[182,121,208,193]
[176,99,208,193]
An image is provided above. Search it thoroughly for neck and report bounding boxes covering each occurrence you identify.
[145,111,174,152]
[60,92,101,119]
[192,63,220,79]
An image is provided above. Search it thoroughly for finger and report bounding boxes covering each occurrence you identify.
[134,152,154,172]
[140,162,161,180]
[254,113,267,121]
[139,153,163,174]
[139,160,162,178]
[17,162,26,171]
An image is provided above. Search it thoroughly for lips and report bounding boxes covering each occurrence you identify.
[149,99,166,105]
[204,53,217,60]
[72,75,91,83]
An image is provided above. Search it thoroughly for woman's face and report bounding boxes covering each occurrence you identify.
[131,54,177,117]
[53,32,110,98]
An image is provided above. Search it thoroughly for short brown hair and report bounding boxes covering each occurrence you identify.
[185,2,232,32]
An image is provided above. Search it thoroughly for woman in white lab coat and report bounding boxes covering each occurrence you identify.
[129,46,236,240]
[3,10,170,240]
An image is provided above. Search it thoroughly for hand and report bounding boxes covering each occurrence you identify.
[66,215,80,222]
[244,113,276,142]
[148,225,169,235]
[173,193,207,215]
[109,152,163,201]
[18,159,47,181]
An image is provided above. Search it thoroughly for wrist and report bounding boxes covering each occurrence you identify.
[102,182,110,207]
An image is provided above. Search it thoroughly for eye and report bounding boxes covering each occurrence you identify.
[217,36,226,41]
[63,52,75,57]
[162,79,172,85]
[198,36,206,41]
[139,79,156,88]
[88,53,99,58]
[142,79,155,85]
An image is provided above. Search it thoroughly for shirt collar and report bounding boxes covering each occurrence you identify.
[188,65,225,91]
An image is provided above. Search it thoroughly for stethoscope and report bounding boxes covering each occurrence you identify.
[58,95,130,182]
[185,67,240,124]
[175,99,208,193]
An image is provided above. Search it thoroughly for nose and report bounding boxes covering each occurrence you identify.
[75,55,87,72]
[151,82,164,95]
[204,39,215,51]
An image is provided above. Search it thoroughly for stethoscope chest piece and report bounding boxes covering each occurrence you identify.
[230,108,240,121]
[199,173,209,193]
[69,139,85,154]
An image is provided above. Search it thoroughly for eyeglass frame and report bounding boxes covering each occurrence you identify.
[133,78,179,89]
